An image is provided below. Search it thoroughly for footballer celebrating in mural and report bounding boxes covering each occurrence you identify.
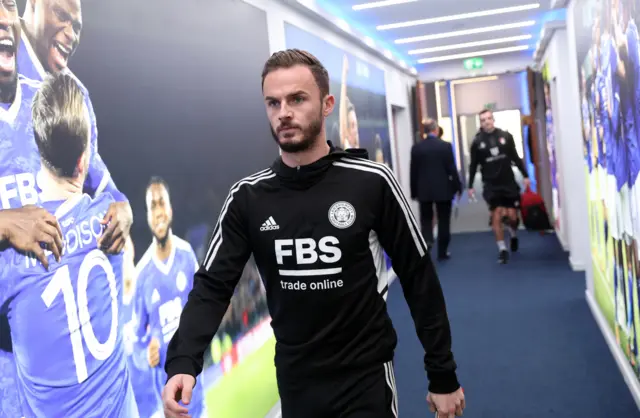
[0,72,139,418]
[134,177,205,417]
[0,1,133,415]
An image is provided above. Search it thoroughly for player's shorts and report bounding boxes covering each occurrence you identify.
[616,290,628,331]
[606,174,622,240]
[600,167,608,201]
[277,361,398,418]
[589,170,598,202]
[628,275,635,330]
[486,195,520,211]
[620,185,634,240]
[483,188,520,211]
[616,270,630,333]
[632,172,640,242]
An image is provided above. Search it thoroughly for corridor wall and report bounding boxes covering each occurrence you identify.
[0,0,279,417]
[540,25,590,273]
[541,44,571,252]
[0,0,417,417]
[530,69,554,240]
[541,63,562,237]
[568,0,640,406]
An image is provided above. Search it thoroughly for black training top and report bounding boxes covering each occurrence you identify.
[165,142,460,394]
[468,128,528,191]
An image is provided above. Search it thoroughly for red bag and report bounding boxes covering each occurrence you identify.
[520,186,552,231]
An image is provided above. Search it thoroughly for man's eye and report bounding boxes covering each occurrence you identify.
[293,97,304,104]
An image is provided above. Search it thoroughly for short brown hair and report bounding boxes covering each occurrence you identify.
[32,72,90,178]
[479,108,493,117]
[261,49,330,98]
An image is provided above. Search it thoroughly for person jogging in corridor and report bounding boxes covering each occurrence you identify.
[161,49,465,418]
[468,109,531,264]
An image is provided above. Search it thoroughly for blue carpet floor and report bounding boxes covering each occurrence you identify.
[387,231,640,417]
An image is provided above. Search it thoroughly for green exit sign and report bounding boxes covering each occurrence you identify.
[463,57,484,70]
[484,102,497,111]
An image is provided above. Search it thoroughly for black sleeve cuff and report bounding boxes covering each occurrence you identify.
[426,370,461,394]
[165,357,200,385]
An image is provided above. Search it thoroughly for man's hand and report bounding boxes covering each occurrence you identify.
[0,206,63,269]
[148,337,160,368]
[523,178,531,190]
[427,387,465,417]
[98,201,133,254]
[467,188,476,201]
[163,374,196,418]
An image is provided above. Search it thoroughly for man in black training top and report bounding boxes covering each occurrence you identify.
[468,109,530,264]
[162,49,465,418]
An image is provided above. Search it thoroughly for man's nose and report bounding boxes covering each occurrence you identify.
[61,24,78,45]
[0,9,10,28]
[278,103,293,120]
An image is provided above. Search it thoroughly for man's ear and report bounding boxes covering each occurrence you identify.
[75,151,89,178]
[323,94,336,117]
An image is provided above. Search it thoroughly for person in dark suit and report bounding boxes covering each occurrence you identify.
[410,118,462,260]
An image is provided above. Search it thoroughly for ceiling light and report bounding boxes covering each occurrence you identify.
[395,21,536,44]
[353,0,418,10]
[335,18,351,32]
[451,76,499,85]
[377,3,540,30]
[410,67,418,74]
[399,60,407,67]
[417,45,530,63]
[296,0,316,9]
[384,49,394,59]
[408,35,533,55]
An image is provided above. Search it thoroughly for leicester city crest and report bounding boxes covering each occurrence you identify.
[328,201,356,229]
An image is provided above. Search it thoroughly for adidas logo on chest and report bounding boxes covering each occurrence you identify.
[260,216,279,231]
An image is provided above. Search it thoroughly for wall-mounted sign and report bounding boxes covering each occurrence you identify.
[463,57,484,70]
[484,102,497,111]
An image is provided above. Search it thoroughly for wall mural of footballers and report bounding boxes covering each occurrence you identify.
[0,0,278,417]
[284,23,394,168]
[541,63,561,232]
[575,0,640,380]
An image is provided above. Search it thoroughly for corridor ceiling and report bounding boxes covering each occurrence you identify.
[308,0,566,73]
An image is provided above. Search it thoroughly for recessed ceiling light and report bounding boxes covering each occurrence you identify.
[408,35,533,55]
[452,76,499,85]
[417,45,530,63]
[363,36,376,48]
[353,0,418,11]
[395,21,536,44]
[377,3,540,30]
[410,67,418,74]
[335,18,351,32]
[384,49,394,59]
[296,0,317,9]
